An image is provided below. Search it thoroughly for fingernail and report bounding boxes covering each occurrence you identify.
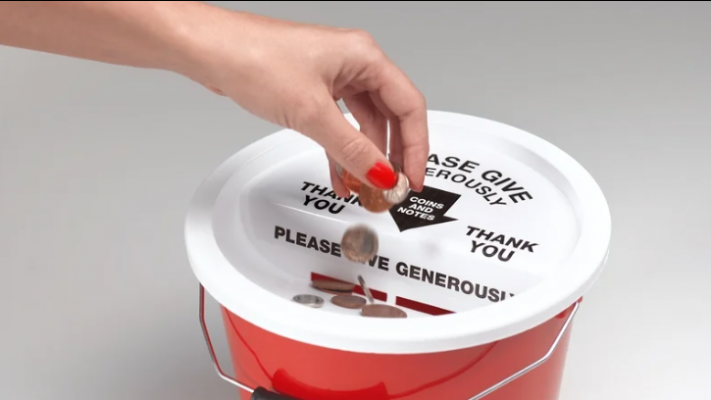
[366,162,397,189]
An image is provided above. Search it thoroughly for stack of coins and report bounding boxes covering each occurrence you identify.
[337,163,411,213]
[337,163,409,263]
[336,164,362,194]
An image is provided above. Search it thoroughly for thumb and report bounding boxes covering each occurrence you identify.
[299,98,398,191]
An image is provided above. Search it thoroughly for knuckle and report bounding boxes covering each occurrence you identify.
[340,136,371,165]
[412,90,427,111]
[407,140,429,156]
[349,29,377,47]
[400,91,428,121]
[418,92,428,109]
[294,95,327,129]
[346,29,383,63]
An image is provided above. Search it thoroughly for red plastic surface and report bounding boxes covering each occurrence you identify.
[219,302,576,400]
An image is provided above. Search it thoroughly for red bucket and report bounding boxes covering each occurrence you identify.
[186,111,611,400]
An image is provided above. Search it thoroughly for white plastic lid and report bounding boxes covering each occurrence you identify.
[185,110,611,354]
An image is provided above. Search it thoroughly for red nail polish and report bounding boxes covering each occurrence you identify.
[366,162,397,189]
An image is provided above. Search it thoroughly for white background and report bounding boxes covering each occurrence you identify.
[1,2,710,399]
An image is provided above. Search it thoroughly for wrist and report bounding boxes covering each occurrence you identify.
[147,2,209,77]
[158,2,252,86]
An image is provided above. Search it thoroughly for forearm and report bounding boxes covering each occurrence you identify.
[0,1,211,74]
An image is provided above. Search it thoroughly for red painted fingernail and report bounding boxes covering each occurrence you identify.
[366,162,397,189]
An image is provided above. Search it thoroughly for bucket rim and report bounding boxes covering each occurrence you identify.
[185,110,611,354]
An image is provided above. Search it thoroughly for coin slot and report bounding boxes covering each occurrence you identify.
[395,296,454,316]
[310,272,388,302]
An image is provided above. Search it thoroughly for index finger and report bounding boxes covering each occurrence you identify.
[367,61,429,192]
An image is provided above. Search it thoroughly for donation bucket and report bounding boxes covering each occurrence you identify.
[186,110,611,400]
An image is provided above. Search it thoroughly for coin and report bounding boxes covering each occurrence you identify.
[335,163,344,179]
[342,169,362,194]
[359,184,392,213]
[312,279,355,295]
[357,275,375,304]
[382,171,410,205]
[292,294,324,308]
[331,294,367,309]
[361,304,408,318]
[341,225,379,263]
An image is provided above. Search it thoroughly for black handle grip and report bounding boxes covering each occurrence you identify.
[250,387,304,400]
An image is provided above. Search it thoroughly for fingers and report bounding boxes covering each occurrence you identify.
[326,153,351,198]
[343,93,388,154]
[385,115,403,170]
[366,91,401,167]
[299,93,397,191]
[363,62,429,192]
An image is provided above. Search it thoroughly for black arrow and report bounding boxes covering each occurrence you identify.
[388,185,461,232]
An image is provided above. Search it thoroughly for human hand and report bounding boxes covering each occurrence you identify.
[174,6,429,197]
[0,2,428,197]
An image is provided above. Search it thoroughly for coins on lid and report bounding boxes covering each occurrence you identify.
[361,304,408,318]
[311,279,355,295]
[292,294,324,308]
[341,225,379,263]
[331,294,367,309]
[382,171,410,205]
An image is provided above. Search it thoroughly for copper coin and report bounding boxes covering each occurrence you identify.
[342,169,362,194]
[383,171,410,205]
[312,279,355,294]
[341,224,379,263]
[361,304,408,318]
[359,184,392,213]
[331,294,367,309]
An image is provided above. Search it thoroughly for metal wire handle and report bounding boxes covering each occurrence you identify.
[468,301,579,400]
[199,284,580,400]
[199,284,255,394]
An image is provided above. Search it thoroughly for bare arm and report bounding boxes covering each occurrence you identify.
[0,1,206,72]
[0,1,429,195]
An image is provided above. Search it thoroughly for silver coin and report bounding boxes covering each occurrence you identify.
[357,275,375,304]
[383,171,410,205]
[341,225,379,263]
[292,294,324,308]
[335,163,344,179]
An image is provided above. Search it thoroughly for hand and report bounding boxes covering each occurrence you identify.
[175,7,429,197]
[0,1,429,197]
